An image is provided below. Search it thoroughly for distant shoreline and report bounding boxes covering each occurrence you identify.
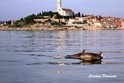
[0,25,123,31]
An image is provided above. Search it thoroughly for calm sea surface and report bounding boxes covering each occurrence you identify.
[0,30,124,83]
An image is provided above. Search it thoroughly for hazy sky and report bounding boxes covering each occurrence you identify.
[0,0,124,21]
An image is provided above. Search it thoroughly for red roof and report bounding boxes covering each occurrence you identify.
[62,8,72,12]
[74,18,79,20]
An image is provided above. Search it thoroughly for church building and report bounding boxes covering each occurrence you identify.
[57,0,74,16]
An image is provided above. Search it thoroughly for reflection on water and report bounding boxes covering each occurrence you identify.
[0,30,124,83]
[26,60,102,66]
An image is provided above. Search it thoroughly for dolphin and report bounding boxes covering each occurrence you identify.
[65,49,85,59]
[80,51,103,61]
[65,49,103,61]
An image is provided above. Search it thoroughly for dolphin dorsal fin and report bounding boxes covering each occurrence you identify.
[81,49,86,54]
[97,51,103,56]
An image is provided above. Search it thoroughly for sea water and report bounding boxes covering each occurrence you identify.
[0,30,124,83]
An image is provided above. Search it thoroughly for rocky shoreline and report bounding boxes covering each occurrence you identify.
[0,25,123,31]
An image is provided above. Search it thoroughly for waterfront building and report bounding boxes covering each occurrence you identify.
[121,20,124,28]
[94,22,102,27]
[68,17,87,24]
[57,0,74,16]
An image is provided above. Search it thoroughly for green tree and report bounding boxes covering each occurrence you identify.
[6,21,11,25]
[74,12,81,17]
[51,21,61,26]
[82,13,84,17]
[77,12,81,17]
[37,13,42,16]
[54,13,62,19]
[42,11,54,18]
[24,14,38,24]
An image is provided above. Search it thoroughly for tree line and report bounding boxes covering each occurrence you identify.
[5,11,85,27]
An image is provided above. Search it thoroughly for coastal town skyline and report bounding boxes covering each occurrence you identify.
[0,0,124,21]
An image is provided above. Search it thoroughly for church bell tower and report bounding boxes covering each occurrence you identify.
[57,0,73,16]
[57,0,62,13]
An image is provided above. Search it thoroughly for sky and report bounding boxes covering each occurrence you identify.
[0,0,124,21]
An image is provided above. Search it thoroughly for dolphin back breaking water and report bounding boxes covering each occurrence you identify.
[65,50,103,61]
